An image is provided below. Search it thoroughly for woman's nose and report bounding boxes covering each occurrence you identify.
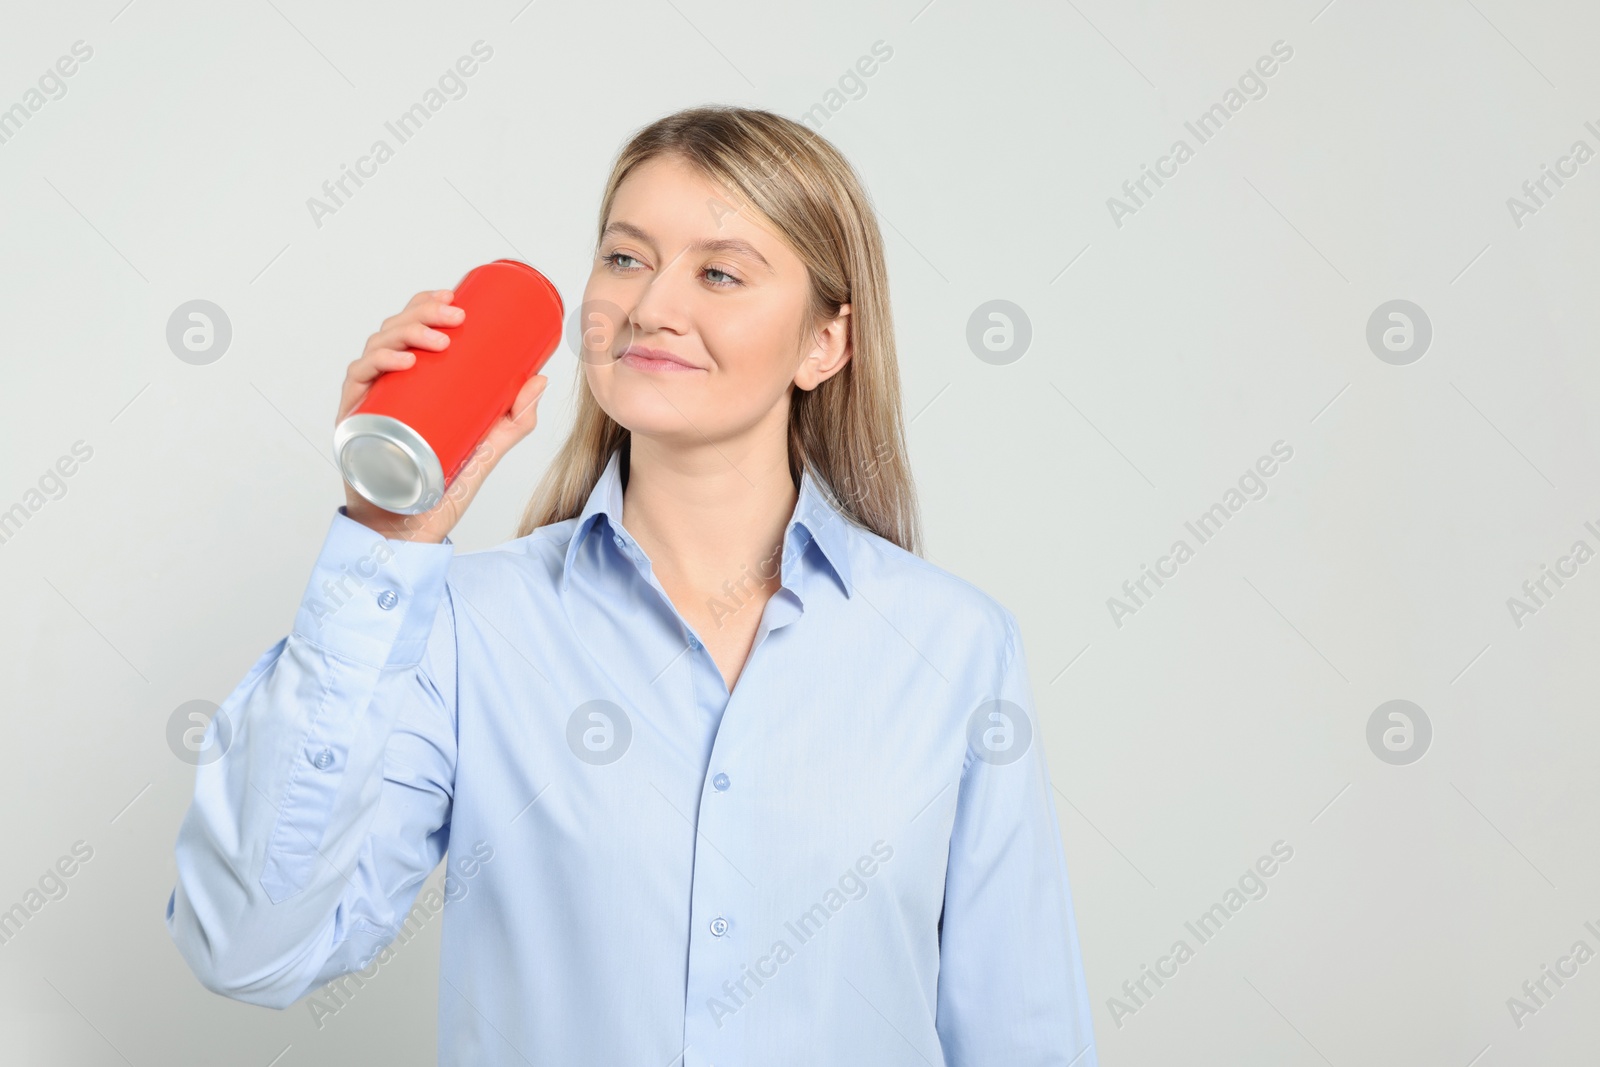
[626,253,695,335]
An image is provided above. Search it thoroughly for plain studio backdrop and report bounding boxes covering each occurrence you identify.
[2,0,1598,1063]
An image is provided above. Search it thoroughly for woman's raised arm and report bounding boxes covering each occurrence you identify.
[165,510,461,1009]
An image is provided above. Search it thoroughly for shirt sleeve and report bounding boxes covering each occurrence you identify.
[936,611,1099,1066]
[164,507,460,1010]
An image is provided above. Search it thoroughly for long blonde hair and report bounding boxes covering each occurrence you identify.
[514,105,920,556]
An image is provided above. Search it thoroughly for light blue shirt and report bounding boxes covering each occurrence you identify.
[166,445,1098,1066]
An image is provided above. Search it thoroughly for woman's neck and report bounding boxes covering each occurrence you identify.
[619,434,798,596]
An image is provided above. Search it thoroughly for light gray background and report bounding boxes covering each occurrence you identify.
[2,0,1597,1063]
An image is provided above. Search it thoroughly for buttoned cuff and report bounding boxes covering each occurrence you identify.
[291,507,455,669]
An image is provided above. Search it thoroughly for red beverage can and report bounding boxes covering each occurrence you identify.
[334,259,564,514]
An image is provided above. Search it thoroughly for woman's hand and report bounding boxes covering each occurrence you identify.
[337,288,550,544]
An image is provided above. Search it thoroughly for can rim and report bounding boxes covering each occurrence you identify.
[333,413,446,516]
[472,258,564,319]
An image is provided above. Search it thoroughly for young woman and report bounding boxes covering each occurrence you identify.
[166,106,1097,1066]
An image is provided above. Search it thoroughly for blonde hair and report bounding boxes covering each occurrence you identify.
[514,105,920,556]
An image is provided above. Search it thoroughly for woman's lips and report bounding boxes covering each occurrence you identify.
[617,347,706,373]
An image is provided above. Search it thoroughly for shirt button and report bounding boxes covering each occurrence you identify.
[613,534,624,547]
[710,916,729,937]
[311,747,335,771]
[713,772,730,791]
[376,589,398,610]
[688,636,702,651]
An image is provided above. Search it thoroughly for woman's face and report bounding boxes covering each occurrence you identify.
[580,154,851,449]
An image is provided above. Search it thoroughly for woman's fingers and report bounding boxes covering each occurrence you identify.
[339,292,465,426]
[459,375,550,495]
[506,374,549,435]
[337,287,481,542]
[348,347,416,384]
[338,349,416,419]
[418,299,466,327]
[368,319,452,358]
[381,296,463,333]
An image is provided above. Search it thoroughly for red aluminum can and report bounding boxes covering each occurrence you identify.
[334,259,564,514]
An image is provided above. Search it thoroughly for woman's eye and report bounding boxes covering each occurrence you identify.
[604,252,739,287]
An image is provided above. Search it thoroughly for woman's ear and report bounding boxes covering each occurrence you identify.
[795,303,851,392]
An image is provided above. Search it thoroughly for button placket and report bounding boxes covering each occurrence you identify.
[681,609,752,1061]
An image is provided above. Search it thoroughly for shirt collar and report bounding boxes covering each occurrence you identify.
[560,447,854,599]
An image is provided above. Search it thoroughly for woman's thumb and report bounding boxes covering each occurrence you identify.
[508,374,549,433]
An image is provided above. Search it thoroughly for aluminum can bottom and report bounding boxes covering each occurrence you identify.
[334,413,447,515]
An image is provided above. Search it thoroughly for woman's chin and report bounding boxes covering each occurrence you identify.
[601,398,723,440]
